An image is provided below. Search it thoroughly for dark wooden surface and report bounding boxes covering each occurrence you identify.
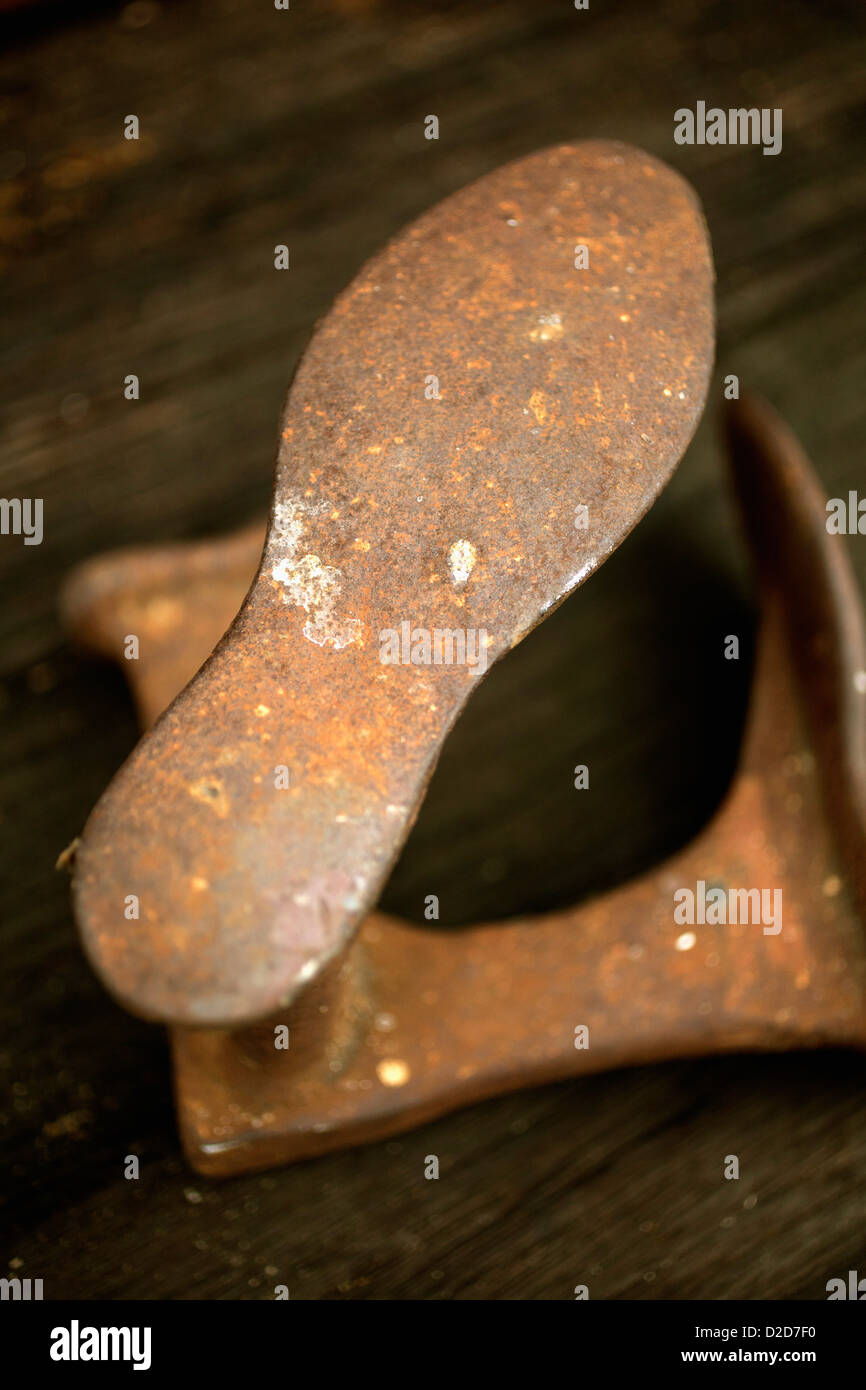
[1,0,865,1300]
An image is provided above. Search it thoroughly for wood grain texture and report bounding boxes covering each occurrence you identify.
[1,0,865,1299]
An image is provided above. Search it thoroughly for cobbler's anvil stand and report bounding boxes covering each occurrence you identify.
[62,391,866,1177]
[59,142,866,1176]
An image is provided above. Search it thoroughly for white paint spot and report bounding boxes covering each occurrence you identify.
[270,493,361,650]
[448,538,477,585]
[675,932,697,952]
[271,497,310,553]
